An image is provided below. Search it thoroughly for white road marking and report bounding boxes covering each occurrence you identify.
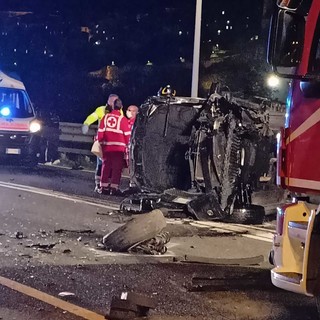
[0,181,274,243]
[0,181,119,211]
[167,219,274,243]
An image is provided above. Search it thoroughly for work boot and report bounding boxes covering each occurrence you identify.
[101,187,111,195]
[109,188,123,196]
[94,185,102,194]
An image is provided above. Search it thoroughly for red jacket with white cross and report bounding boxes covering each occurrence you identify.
[97,110,131,153]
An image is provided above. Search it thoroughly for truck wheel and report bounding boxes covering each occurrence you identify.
[224,204,265,225]
[103,209,167,252]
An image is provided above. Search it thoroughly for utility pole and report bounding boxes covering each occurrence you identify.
[191,0,202,98]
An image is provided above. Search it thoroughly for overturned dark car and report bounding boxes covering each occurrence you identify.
[127,85,276,224]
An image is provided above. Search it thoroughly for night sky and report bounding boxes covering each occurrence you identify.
[0,1,266,122]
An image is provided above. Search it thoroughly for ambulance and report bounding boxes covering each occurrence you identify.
[0,71,42,166]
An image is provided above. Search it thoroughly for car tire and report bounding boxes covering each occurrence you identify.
[102,209,167,252]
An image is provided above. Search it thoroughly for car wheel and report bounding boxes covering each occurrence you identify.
[102,209,166,252]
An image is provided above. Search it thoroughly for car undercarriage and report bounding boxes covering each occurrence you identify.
[126,86,276,224]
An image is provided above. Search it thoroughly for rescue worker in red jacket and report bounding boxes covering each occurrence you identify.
[126,105,139,129]
[97,98,131,195]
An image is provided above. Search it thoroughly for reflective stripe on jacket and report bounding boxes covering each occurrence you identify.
[97,110,131,152]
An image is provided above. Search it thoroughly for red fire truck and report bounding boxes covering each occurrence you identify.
[268,0,320,296]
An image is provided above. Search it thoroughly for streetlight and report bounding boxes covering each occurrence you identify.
[191,0,202,98]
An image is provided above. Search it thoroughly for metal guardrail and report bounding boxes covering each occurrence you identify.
[58,122,97,156]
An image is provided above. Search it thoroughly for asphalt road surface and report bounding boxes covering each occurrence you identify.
[0,164,319,320]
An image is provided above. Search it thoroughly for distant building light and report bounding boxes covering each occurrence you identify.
[45,25,48,29]
[13,48,17,52]
[111,61,115,66]
[217,30,221,35]
[180,57,185,62]
[230,26,233,30]
[216,43,219,47]
[247,16,250,19]
[106,37,108,40]
[227,20,230,24]
[146,60,153,66]
[208,39,212,42]
[13,62,17,66]
[49,54,54,58]
[96,24,99,28]
[103,30,106,34]
[179,30,183,35]
[222,11,225,15]
[25,49,28,54]
[17,22,20,26]
[226,26,229,30]
[95,40,101,46]
[255,35,259,40]
[44,50,47,55]
[96,30,99,34]
[112,36,115,40]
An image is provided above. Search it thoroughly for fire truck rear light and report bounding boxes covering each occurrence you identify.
[276,207,285,235]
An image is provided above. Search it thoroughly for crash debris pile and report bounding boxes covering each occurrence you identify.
[102,209,170,255]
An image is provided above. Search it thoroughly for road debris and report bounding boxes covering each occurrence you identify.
[38,248,52,254]
[189,271,272,292]
[25,243,57,249]
[58,292,75,298]
[178,255,264,266]
[54,229,95,234]
[108,292,156,319]
[103,209,168,253]
[97,211,114,216]
[15,231,24,239]
[128,232,170,255]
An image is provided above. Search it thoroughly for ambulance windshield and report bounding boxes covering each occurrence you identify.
[0,88,34,118]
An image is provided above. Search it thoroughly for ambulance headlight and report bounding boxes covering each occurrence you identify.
[29,121,41,133]
[0,106,11,117]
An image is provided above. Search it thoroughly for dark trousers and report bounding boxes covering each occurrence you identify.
[100,151,124,189]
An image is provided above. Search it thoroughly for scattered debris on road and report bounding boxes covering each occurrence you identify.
[189,270,272,292]
[54,229,95,234]
[179,254,264,266]
[25,243,57,249]
[108,292,157,320]
[15,231,24,239]
[58,291,76,298]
